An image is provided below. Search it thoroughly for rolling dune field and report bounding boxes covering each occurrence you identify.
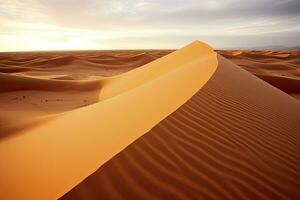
[0,42,299,200]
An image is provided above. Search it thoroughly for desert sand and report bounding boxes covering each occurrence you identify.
[218,50,300,99]
[0,41,217,199]
[0,41,299,200]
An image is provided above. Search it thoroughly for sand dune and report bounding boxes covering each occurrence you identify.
[0,50,173,137]
[60,55,300,200]
[219,50,300,99]
[0,42,299,200]
[0,41,217,200]
[0,50,171,79]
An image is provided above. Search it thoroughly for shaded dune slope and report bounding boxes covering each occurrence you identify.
[61,55,300,200]
[0,73,102,92]
[218,50,300,99]
[0,73,102,137]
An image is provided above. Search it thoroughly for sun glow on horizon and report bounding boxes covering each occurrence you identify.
[0,0,299,51]
[0,34,98,51]
[0,21,111,51]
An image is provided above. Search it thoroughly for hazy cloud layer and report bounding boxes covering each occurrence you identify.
[0,0,299,50]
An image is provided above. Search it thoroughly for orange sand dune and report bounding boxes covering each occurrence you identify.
[0,41,217,200]
[0,50,172,136]
[60,55,300,200]
[0,42,299,200]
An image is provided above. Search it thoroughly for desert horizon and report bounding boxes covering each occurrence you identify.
[0,0,300,200]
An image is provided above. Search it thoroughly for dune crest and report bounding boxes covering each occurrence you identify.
[0,41,217,200]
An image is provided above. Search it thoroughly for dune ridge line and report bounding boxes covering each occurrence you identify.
[0,40,217,200]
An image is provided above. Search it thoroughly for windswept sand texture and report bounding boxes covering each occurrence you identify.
[0,42,300,200]
[61,55,300,200]
[218,50,300,99]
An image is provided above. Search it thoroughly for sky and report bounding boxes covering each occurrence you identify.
[0,0,299,51]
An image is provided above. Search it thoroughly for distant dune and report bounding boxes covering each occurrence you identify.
[227,45,300,50]
[0,42,299,200]
[218,50,300,99]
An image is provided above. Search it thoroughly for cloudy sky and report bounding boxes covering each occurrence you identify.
[0,0,299,51]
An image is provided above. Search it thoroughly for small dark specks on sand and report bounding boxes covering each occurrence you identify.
[12,96,27,100]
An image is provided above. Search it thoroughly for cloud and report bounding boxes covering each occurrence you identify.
[0,0,299,50]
